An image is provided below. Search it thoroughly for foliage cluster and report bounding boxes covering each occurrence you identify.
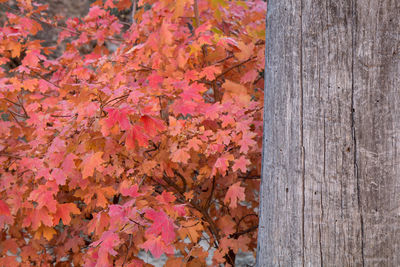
[0,0,266,265]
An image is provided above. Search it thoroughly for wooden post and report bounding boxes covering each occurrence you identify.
[257,0,400,265]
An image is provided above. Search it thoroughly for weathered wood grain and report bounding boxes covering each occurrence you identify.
[257,0,400,266]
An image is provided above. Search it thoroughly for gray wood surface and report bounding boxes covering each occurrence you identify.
[257,1,400,266]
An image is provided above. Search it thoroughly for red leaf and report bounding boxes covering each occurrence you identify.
[53,203,80,225]
[0,200,10,216]
[200,65,221,80]
[126,125,149,148]
[81,152,104,179]
[171,148,190,164]
[140,235,174,258]
[232,156,251,173]
[119,180,141,198]
[140,115,165,136]
[224,182,245,209]
[156,191,176,205]
[238,131,257,154]
[52,168,66,185]
[240,69,259,84]
[91,231,121,266]
[212,154,234,176]
[86,6,106,19]
[145,209,176,244]
[104,107,131,131]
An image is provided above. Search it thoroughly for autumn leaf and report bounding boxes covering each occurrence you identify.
[140,115,165,136]
[119,180,141,198]
[235,41,254,61]
[240,69,259,84]
[81,152,104,179]
[91,231,121,266]
[222,80,251,105]
[42,226,57,241]
[238,131,257,154]
[171,148,190,164]
[140,235,174,258]
[51,168,67,185]
[126,125,149,148]
[212,153,234,176]
[179,220,203,243]
[232,156,251,173]
[224,182,245,209]
[200,65,221,80]
[0,200,10,216]
[53,203,80,225]
[160,21,173,45]
[145,209,176,244]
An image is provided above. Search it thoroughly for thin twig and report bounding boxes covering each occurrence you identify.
[205,175,216,209]
[9,111,23,127]
[3,98,21,106]
[215,56,257,80]
[17,97,29,118]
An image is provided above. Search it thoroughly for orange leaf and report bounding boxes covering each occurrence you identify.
[160,21,173,45]
[42,226,57,241]
[53,203,80,225]
[81,152,104,179]
[224,182,245,208]
[235,41,254,61]
[141,235,174,258]
[0,200,10,216]
[171,148,190,164]
[232,156,251,173]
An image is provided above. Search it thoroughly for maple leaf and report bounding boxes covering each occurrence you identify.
[240,69,259,84]
[224,182,245,209]
[212,153,234,176]
[171,148,190,164]
[145,209,176,244]
[140,115,165,136]
[140,235,174,258]
[126,125,149,148]
[222,80,251,105]
[86,6,106,20]
[156,191,176,205]
[238,131,257,154]
[81,152,104,179]
[232,156,251,173]
[22,50,41,67]
[0,200,10,216]
[187,137,202,151]
[41,226,57,241]
[28,186,57,213]
[51,168,66,185]
[91,231,121,267]
[217,215,236,235]
[200,65,221,80]
[61,153,77,173]
[171,99,197,116]
[235,41,255,61]
[179,220,204,243]
[160,21,173,45]
[53,203,80,225]
[119,180,141,198]
[104,107,131,131]
[104,0,115,8]
[23,208,53,230]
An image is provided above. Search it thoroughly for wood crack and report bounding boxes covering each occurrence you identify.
[299,1,305,266]
[351,0,365,266]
